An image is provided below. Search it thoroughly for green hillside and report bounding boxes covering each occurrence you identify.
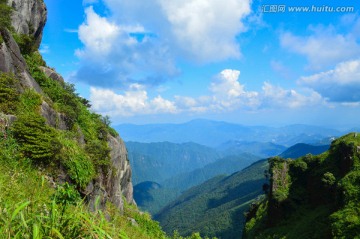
[134,154,260,215]
[155,160,269,239]
[243,133,360,239]
[162,153,261,191]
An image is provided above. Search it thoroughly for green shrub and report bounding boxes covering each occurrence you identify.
[13,33,36,55]
[11,113,61,163]
[11,90,61,163]
[331,206,360,239]
[0,73,20,114]
[0,0,12,31]
[57,132,96,188]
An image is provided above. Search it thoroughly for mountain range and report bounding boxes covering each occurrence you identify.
[115,119,342,147]
[151,142,331,238]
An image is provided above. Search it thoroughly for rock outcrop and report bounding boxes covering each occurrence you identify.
[0,28,42,93]
[40,66,65,84]
[1,0,134,212]
[86,135,134,211]
[7,0,47,48]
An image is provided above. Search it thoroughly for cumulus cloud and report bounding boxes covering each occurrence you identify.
[280,25,360,70]
[72,7,177,87]
[76,7,121,58]
[158,0,251,61]
[73,0,255,88]
[261,82,323,108]
[90,69,323,118]
[299,59,360,102]
[91,0,251,62]
[90,85,177,117]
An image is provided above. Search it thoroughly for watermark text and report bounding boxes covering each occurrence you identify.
[261,5,355,13]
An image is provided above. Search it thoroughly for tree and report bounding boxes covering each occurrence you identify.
[11,113,61,163]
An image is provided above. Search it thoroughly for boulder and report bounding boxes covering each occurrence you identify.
[39,66,65,84]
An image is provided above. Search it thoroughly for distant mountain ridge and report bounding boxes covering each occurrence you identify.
[218,140,286,158]
[126,141,221,185]
[115,119,342,147]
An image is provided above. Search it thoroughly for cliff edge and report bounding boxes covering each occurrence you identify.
[0,0,134,212]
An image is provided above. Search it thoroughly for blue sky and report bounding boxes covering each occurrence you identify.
[41,0,360,128]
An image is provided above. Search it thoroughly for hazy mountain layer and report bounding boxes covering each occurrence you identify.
[116,119,341,147]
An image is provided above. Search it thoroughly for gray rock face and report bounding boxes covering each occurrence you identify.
[39,66,65,84]
[8,0,47,48]
[40,101,68,130]
[87,135,134,211]
[0,28,42,93]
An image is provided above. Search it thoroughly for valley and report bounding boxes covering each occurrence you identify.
[123,121,337,238]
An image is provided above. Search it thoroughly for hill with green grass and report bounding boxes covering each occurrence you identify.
[243,133,360,239]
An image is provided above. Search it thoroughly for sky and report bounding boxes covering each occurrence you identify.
[40,0,360,128]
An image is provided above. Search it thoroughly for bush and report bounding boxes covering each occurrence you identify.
[0,73,19,114]
[11,113,61,163]
[57,132,96,189]
[13,33,36,55]
[0,0,12,31]
[11,90,61,163]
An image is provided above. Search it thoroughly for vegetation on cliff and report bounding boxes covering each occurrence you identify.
[243,133,360,239]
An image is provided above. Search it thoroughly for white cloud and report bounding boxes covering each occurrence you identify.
[73,7,177,87]
[90,84,178,117]
[98,0,252,62]
[90,69,323,118]
[299,59,360,102]
[280,25,360,70]
[74,0,255,88]
[76,7,121,58]
[151,96,177,114]
[158,0,251,61]
[210,70,244,98]
[261,82,323,108]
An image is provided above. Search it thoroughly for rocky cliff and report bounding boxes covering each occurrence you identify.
[0,0,134,211]
[243,133,360,239]
[8,0,47,48]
